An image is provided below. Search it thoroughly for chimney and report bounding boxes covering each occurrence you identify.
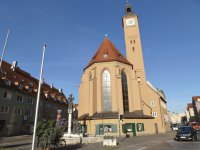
[50,84,53,89]
[59,88,63,93]
[11,61,17,71]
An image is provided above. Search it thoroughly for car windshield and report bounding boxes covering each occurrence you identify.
[178,127,192,132]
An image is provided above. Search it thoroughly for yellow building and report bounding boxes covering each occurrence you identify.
[78,3,170,136]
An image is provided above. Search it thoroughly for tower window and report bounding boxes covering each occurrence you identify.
[127,8,131,13]
[102,70,111,111]
[132,47,135,51]
[133,40,135,43]
[152,112,157,117]
[151,101,156,107]
[130,40,132,44]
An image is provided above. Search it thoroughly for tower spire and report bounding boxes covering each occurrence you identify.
[125,1,133,15]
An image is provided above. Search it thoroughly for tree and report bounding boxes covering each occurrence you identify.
[36,120,64,150]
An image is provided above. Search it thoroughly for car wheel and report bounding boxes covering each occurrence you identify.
[192,136,195,141]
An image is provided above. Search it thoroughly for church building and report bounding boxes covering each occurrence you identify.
[78,3,170,136]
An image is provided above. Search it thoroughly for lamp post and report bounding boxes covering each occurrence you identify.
[0,30,10,69]
[31,45,46,150]
[67,94,74,136]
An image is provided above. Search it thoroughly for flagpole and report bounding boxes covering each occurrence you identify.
[31,45,46,150]
[0,29,10,69]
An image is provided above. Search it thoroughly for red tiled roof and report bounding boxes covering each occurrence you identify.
[187,103,193,108]
[0,60,67,105]
[192,96,200,101]
[85,37,132,70]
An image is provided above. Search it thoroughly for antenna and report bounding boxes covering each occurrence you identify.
[0,29,10,69]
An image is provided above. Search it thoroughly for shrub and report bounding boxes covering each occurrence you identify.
[36,120,64,149]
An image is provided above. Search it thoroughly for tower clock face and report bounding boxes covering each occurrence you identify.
[126,18,136,26]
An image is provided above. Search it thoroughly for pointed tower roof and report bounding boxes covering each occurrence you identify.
[85,37,132,70]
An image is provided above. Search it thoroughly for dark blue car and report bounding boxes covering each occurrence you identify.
[175,126,197,141]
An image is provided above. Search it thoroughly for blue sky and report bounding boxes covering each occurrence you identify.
[0,0,199,113]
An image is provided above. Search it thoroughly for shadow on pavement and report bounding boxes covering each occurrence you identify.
[2,143,32,148]
[54,144,84,150]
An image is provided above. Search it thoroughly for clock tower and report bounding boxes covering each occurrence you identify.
[122,3,146,82]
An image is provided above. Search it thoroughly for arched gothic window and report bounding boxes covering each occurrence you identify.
[102,70,111,111]
[121,71,129,112]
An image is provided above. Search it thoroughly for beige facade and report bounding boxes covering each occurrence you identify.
[78,3,170,136]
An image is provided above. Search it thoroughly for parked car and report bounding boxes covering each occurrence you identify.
[172,124,178,131]
[175,126,197,141]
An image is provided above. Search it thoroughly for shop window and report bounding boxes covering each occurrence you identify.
[95,124,117,135]
[137,123,145,132]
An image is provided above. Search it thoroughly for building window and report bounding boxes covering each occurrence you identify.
[28,87,32,92]
[0,106,9,113]
[121,71,129,112]
[17,95,23,102]
[152,112,157,117]
[28,98,33,104]
[102,70,111,111]
[130,40,132,44]
[15,108,21,115]
[5,79,11,86]
[151,101,156,107]
[133,40,135,43]
[3,91,7,98]
[132,47,134,51]
[103,53,108,59]
[18,83,23,89]
[26,110,32,116]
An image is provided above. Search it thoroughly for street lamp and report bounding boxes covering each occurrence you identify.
[0,30,10,69]
[31,45,46,150]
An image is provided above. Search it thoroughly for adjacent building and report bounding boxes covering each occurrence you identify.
[186,103,195,122]
[192,96,200,122]
[0,61,67,136]
[78,3,170,136]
